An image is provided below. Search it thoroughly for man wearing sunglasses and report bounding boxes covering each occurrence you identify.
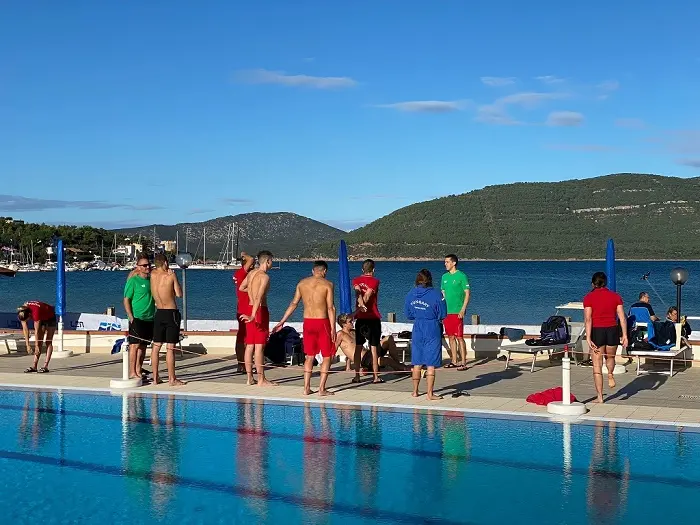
[123,254,155,382]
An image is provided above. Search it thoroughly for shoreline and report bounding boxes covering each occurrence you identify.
[291,258,699,263]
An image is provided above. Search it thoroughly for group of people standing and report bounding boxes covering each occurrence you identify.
[233,251,471,400]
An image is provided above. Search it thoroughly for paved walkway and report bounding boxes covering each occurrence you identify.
[2,351,700,426]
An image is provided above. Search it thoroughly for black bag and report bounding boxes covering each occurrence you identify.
[628,327,653,352]
[264,326,301,364]
[526,316,570,346]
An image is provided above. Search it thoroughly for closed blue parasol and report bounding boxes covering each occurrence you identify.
[56,238,66,316]
[605,238,616,292]
[338,240,352,314]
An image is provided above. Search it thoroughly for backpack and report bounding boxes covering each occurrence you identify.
[264,326,301,364]
[526,316,570,346]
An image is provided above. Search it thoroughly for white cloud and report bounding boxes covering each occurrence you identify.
[536,75,565,84]
[221,198,253,205]
[596,80,620,100]
[677,159,700,168]
[480,76,517,87]
[234,68,357,89]
[546,111,585,127]
[474,105,521,125]
[615,118,645,129]
[498,91,568,108]
[374,100,468,113]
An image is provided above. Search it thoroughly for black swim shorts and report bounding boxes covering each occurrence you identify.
[355,318,382,348]
[153,309,182,345]
[590,326,620,348]
[128,318,154,345]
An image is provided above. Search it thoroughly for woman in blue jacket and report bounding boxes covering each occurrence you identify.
[404,269,447,400]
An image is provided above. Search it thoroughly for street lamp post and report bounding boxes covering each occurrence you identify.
[175,252,193,331]
[670,267,689,318]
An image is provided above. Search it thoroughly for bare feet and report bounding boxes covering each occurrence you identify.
[594,396,604,404]
[412,392,419,398]
[246,378,257,386]
[152,377,165,385]
[319,390,334,396]
[427,393,443,401]
[303,388,315,396]
[169,379,187,386]
[608,374,616,389]
[257,379,277,387]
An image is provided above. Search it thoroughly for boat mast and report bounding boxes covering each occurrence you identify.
[203,227,207,265]
[234,222,240,262]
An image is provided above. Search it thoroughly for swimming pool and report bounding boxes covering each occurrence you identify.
[0,388,698,524]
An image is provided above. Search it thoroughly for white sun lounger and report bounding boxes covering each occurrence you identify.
[0,332,25,354]
[498,324,586,373]
[628,323,691,377]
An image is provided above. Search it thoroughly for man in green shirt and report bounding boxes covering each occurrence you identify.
[123,254,155,381]
[441,254,471,370]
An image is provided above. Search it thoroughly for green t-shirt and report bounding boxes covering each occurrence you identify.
[441,270,470,314]
[123,275,155,321]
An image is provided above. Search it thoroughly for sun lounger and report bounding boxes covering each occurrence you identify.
[0,332,25,354]
[629,322,690,377]
[498,324,585,373]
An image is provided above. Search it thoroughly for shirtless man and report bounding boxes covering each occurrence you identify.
[335,314,408,373]
[233,252,256,373]
[150,253,186,386]
[273,260,336,396]
[240,250,276,387]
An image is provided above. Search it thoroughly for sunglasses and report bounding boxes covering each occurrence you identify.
[137,263,151,268]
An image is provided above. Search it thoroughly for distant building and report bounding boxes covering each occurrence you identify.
[160,240,177,252]
[112,243,143,260]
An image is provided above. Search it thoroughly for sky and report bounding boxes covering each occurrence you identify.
[1,1,700,231]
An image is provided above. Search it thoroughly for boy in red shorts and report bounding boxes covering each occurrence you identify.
[233,252,255,373]
[17,300,57,373]
[441,254,471,370]
[240,250,276,387]
[273,260,336,396]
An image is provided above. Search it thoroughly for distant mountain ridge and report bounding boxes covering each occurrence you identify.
[114,212,344,259]
[311,173,700,260]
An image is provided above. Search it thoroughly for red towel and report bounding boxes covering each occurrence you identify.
[526,386,577,406]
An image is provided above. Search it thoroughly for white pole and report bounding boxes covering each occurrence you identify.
[110,341,142,389]
[562,346,571,406]
[122,345,130,381]
[52,316,73,358]
[547,344,586,415]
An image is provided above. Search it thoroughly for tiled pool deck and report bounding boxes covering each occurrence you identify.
[2,351,700,427]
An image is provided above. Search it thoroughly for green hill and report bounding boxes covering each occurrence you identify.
[115,212,344,259]
[313,173,700,260]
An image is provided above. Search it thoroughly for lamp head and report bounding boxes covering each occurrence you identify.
[670,267,689,286]
[175,252,193,269]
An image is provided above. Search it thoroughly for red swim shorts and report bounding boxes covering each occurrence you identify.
[303,318,335,358]
[443,314,464,337]
[236,311,247,344]
[245,306,270,345]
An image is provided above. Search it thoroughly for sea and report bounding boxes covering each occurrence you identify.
[1,261,699,325]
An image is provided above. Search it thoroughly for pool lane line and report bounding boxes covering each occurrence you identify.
[0,448,472,525]
[2,380,700,430]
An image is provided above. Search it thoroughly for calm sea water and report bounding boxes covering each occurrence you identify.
[1,261,698,325]
[0,388,699,524]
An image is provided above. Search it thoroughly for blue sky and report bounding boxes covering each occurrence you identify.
[1,1,699,231]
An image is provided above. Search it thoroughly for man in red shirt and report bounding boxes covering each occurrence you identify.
[17,300,57,373]
[352,259,383,384]
[233,253,255,373]
[583,272,628,403]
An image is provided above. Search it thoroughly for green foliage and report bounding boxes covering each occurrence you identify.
[0,220,130,262]
[314,173,700,259]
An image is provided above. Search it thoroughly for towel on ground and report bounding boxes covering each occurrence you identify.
[526,386,577,406]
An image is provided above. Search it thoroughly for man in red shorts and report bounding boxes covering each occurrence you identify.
[17,300,57,373]
[273,260,336,396]
[441,254,471,370]
[233,252,255,373]
[240,250,276,387]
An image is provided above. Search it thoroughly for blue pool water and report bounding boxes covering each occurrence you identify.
[0,389,699,524]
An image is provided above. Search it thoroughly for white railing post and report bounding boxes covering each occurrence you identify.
[548,344,587,416]
[110,341,142,389]
[52,316,73,358]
